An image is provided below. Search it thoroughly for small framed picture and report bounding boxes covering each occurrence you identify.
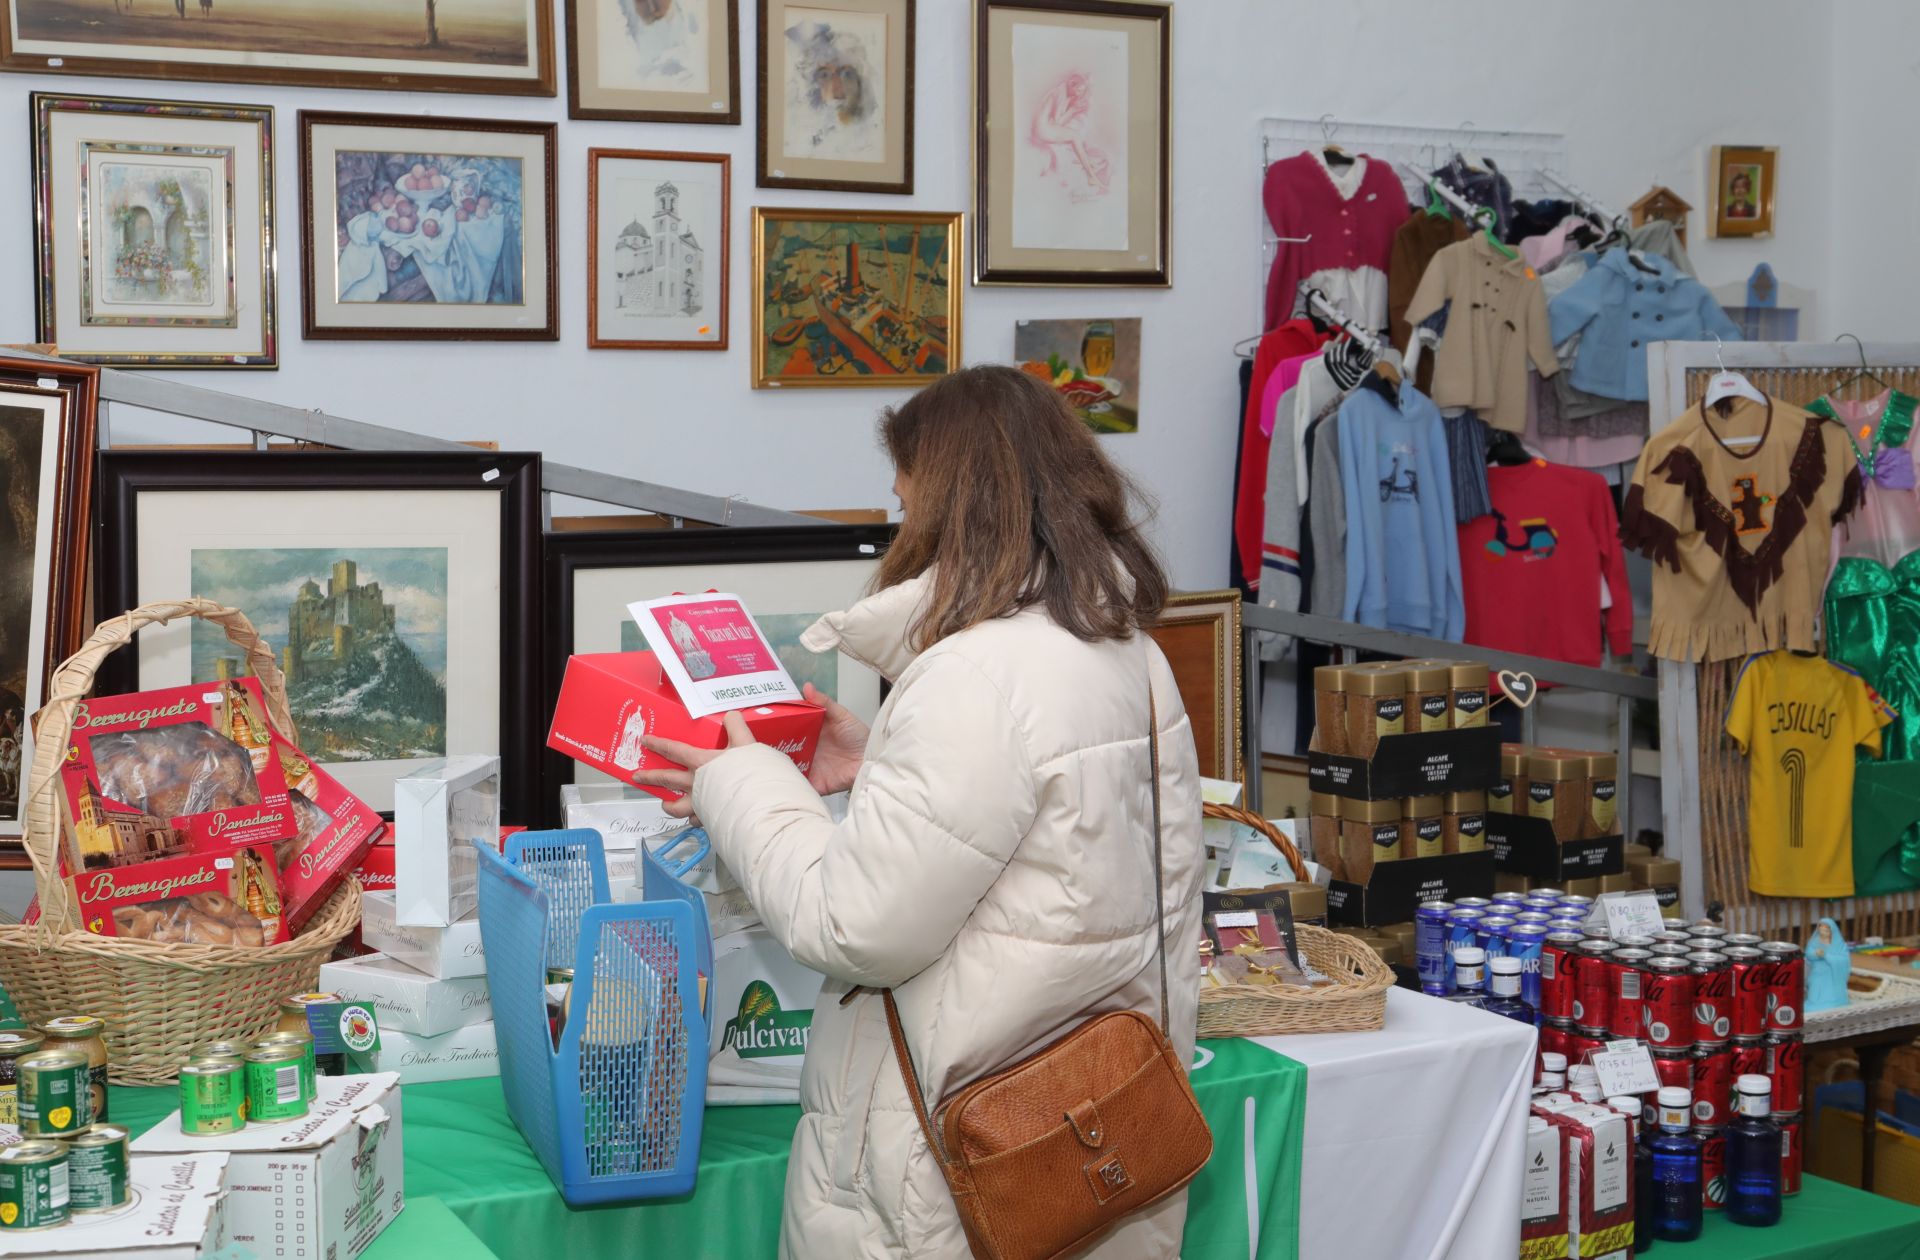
[1148,590,1244,786]
[32,92,277,368]
[756,0,915,194]
[1709,145,1777,239]
[568,0,740,124]
[1013,316,1140,433]
[588,149,729,350]
[299,111,558,341]
[974,0,1171,286]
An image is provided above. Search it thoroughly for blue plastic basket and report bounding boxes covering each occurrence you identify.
[476,828,712,1205]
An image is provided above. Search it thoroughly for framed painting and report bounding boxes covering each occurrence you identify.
[545,522,892,819]
[974,0,1170,286]
[1147,590,1244,787]
[94,451,544,822]
[568,0,739,124]
[2,0,556,96]
[32,92,276,369]
[588,149,729,350]
[1709,145,1777,240]
[299,111,558,341]
[751,206,960,388]
[1012,315,1140,433]
[756,0,913,194]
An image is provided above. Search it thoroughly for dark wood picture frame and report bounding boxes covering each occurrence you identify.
[1148,589,1245,787]
[298,111,560,342]
[566,0,741,124]
[543,522,894,824]
[587,148,730,350]
[756,0,915,194]
[93,450,546,825]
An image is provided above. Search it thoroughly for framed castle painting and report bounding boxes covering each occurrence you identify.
[32,92,277,368]
[588,149,729,350]
[93,451,544,821]
[756,0,914,194]
[568,0,739,124]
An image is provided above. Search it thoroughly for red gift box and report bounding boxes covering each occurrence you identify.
[355,843,397,895]
[547,651,825,803]
[69,842,290,945]
[268,733,386,934]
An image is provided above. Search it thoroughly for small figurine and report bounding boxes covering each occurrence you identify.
[1805,917,1852,1015]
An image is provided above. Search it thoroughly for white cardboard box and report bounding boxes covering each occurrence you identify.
[706,926,826,1105]
[0,1153,234,1259]
[559,784,684,850]
[319,952,492,1037]
[359,891,486,980]
[131,1074,403,1260]
[393,755,500,927]
[369,1021,499,1085]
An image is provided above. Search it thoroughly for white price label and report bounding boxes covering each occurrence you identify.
[1595,891,1665,939]
[1214,911,1258,929]
[1591,1041,1661,1097]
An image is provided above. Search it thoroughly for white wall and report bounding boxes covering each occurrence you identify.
[1829,0,1920,341]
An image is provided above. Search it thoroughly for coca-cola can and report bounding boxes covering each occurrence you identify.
[1608,947,1652,1041]
[1574,940,1617,1030]
[1539,1019,1574,1064]
[1688,951,1732,1044]
[1776,1110,1803,1196]
[1723,932,1764,949]
[1651,930,1694,948]
[1653,1049,1694,1094]
[1541,931,1584,1023]
[1691,1042,1733,1125]
[1644,956,1695,1050]
[1725,945,1769,1038]
[1649,943,1694,962]
[1689,923,1729,945]
[1614,934,1656,950]
[1730,1036,1765,1080]
[1766,1031,1805,1112]
[1697,1126,1728,1210]
[1761,941,1805,1032]
[1569,1026,1607,1064]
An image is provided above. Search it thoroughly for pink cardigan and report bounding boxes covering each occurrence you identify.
[1262,152,1411,331]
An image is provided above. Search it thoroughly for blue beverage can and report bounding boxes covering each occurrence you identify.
[1420,982,1450,998]
[1557,893,1596,915]
[1490,891,1529,910]
[1415,901,1454,990]
[1453,897,1493,911]
[1522,896,1564,915]
[1506,923,1550,1010]
[1531,887,1567,901]
[1513,910,1556,928]
[1477,915,1518,958]
[1447,908,1487,968]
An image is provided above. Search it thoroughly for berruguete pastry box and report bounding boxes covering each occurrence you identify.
[272,731,386,933]
[68,843,291,944]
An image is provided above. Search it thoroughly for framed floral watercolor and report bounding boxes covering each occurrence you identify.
[1708,145,1776,240]
[588,149,729,350]
[973,0,1170,286]
[299,111,558,341]
[2,0,556,97]
[32,92,277,368]
[751,206,960,387]
[756,0,914,194]
[94,450,545,821]
[568,0,739,124]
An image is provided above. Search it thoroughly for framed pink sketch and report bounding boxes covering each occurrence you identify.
[973,0,1169,287]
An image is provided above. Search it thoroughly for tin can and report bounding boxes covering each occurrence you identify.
[193,1041,246,1063]
[1530,887,1567,901]
[1613,934,1656,950]
[1697,1126,1728,1210]
[1541,931,1584,1022]
[1651,930,1693,948]
[1476,915,1517,958]
[65,1124,128,1214]
[1776,1110,1803,1196]
[1453,897,1493,911]
[1730,1036,1765,1081]
[1643,956,1695,1050]
[1556,893,1594,914]
[1649,943,1694,962]
[244,1047,309,1124]
[1507,924,1549,1010]
[1765,1031,1804,1112]
[17,1050,89,1138]
[1723,933,1765,950]
[1688,950,1733,1044]
[180,1060,246,1135]
[38,1017,108,1124]
[1521,896,1564,916]
[1539,1019,1573,1064]
[1689,922,1728,943]
[1512,910,1555,928]
[0,1141,68,1231]
[1607,947,1652,1041]
[1574,939,1616,1029]
[1491,891,1530,910]
[1579,924,1611,940]
[1415,902,1452,991]
[1760,941,1804,1032]
[1653,1049,1694,1094]
[1446,909,1486,960]
[278,993,348,1076]
[1545,918,1586,934]
[0,1031,44,1126]
[1691,1042,1733,1125]
[1725,945,1769,1039]
[1567,1026,1606,1064]
[255,1030,317,1103]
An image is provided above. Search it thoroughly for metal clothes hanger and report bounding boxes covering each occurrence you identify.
[1828,333,1891,399]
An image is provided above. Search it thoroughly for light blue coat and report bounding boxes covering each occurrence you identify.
[1548,249,1743,402]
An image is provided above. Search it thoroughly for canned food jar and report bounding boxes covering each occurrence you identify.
[1691,1043,1733,1126]
[255,1030,317,1103]
[278,994,349,1076]
[65,1124,128,1214]
[1725,945,1770,1039]
[1765,1032,1805,1112]
[1540,931,1585,1023]
[1687,951,1733,1044]
[0,1031,44,1126]
[1573,939,1617,1030]
[1643,956,1695,1050]
[0,1140,68,1231]
[38,1017,108,1124]
[17,1050,90,1138]
[1776,1110,1803,1196]
[244,1047,309,1124]
[180,1060,246,1135]
[194,1041,247,1062]
[1760,941,1805,1031]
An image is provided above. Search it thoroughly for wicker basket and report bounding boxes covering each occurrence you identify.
[0,599,362,1086]
[1197,803,1394,1038]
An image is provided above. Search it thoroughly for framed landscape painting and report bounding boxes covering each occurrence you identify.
[751,207,960,388]
[756,0,913,194]
[2,0,556,96]
[568,0,739,123]
[588,149,729,350]
[299,111,558,341]
[974,0,1170,286]
[32,93,277,368]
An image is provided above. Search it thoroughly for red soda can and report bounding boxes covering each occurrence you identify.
[1697,1127,1728,1210]
[1569,1027,1608,1065]
[1653,1049,1694,1094]
[1539,1019,1573,1064]
[1643,956,1695,1050]
[1574,940,1616,1030]
[1691,1042,1733,1125]
[1541,931,1583,1023]
[1766,1031,1804,1112]
[1608,948,1652,1041]
[1725,945,1769,1038]
[1776,1110,1803,1196]
[1651,930,1693,948]
[1688,951,1732,1044]
[1761,941,1804,1032]
[1689,923,1729,946]
[1730,1037,1765,1080]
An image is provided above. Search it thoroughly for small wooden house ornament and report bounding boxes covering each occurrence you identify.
[1630,186,1693,247]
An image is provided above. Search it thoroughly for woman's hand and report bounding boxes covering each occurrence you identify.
[634,711,757,820]
[803,682,868,796]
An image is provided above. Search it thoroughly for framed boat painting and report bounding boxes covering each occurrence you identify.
[299,111,559,341]
[973,0,1170,286]
[93,450,545,823]
[751,206,960,388]
[588,149,729,350]
[32,92,277,368]
[756,0,914,194]
[2,0,556,96]
[568,0,739,124]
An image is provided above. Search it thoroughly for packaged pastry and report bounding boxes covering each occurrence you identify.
[1450,662,1490,728]
[1312,665,1351,756]
[269,733,385,934]
[69,842,288,945]
[1343,666,1408,758]
[1405,662,1453,733]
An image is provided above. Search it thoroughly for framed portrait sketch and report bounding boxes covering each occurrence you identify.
[299,111,558,341]
[568,0,739,124]
[1148,590,1244,787]
[32,93,276,369]
[588,149,729,350]
[2,0,556,96]
[974,0,1170,286]
[545,522,892,818]
[756,0,914,194]
[752,206,960,388]
[1709,145,1777,240]
[94,451,544,822]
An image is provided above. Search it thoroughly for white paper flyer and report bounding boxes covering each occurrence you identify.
[627,591,805,718]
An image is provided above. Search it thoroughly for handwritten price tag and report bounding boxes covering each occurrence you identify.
[1591,1039,1661,1097]
[1594,891,1666,939]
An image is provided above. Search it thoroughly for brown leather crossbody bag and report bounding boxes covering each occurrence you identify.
[882,689,1213,1260]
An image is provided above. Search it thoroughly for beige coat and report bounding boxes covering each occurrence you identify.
[1405,232,1559,432]
[693,574,1205,1259]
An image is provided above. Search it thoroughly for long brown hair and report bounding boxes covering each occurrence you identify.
[876,364,1168,647]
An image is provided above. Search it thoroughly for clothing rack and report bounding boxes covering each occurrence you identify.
[1424,178,1487,223]
[1537,169,1624,228]
[1305,289,1382,357]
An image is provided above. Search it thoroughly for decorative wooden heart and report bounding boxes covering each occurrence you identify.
[1496,669,1538,708]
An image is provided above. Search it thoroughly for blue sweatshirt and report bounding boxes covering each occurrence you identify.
[1339,382,1466,638]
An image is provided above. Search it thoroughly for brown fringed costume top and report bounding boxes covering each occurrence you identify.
[1621,394,1864,662]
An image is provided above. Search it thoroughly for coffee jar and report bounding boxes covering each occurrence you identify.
[1491,743,1530,815]
[1405,662,1453,733]
[1340,797,1404,883]
[1308,791,1343,878]
[1313,664,1351,756]
[1582,753,1619,838]
[1527,751,1589,842]
[1450,662,1490,728]
[1404,794,1445,857]
[1343,666,1409,758]
[1444,790,1488,853]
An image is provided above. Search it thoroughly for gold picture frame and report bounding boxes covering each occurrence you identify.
[750,206,961,388]
[1148,589,1244,786]
[1708,145,1776,239]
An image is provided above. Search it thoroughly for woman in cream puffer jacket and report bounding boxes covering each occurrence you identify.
[640,365,1205,1259]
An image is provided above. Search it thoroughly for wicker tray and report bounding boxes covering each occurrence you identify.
[0,599,362,1086]
[1197,803,1394,1038]
[1804,968,1920,1044]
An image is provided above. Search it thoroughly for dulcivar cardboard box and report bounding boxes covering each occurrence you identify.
[0,1153,236,1259]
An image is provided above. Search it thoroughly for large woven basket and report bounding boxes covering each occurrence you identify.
[0,599,361,1086]
[1197,803,1394,1039]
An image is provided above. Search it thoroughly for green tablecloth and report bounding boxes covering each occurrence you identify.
[1691,1172,1920,1257]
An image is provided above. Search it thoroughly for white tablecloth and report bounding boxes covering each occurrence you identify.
[1258,988,1535,1260]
